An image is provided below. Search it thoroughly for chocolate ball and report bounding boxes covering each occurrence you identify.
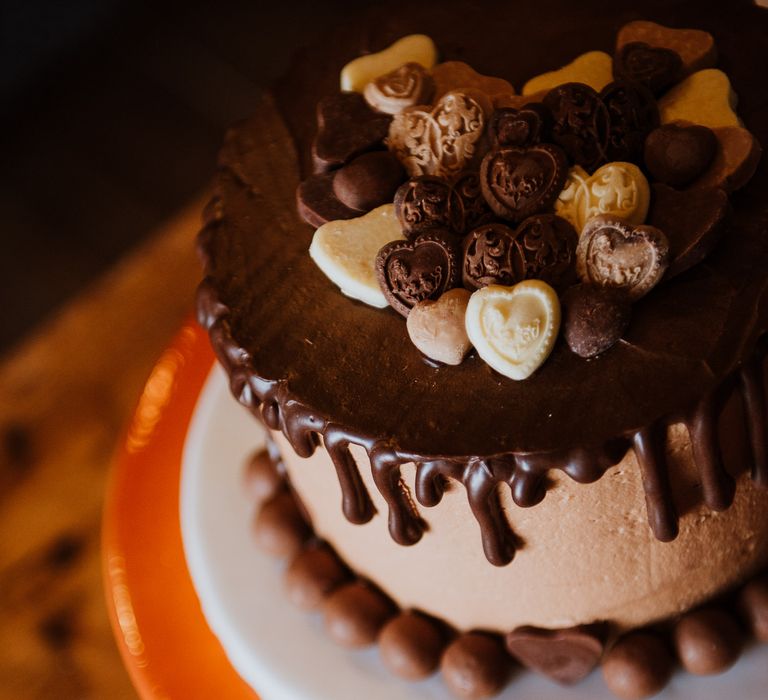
[740,574,768,642]
[379,611,446,680]
[322,581,395,648]
[252,490,310,558]
[601,632,673,700]
[673,608,743,675]
[284,544,349,611]
[243,449,281,504]
[332,151,406,212]
[440,632,510,699]
[562,284,631,358]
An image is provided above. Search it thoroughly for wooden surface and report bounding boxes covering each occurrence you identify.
[0,196,205,698]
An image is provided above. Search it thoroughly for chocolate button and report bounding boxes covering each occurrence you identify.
[614,41,683,95]
[376,232,460,316]
[543,82,609,171]
[601,80,659,163]
[332,151,406,212]
[562,284,631,358]
[394,176,464,237]
[480,143,568,222]
[644,123,718,187]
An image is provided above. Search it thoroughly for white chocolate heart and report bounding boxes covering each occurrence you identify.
[388,90,490,179]
[658,69,740,129]
[309,204,404,308]
[556,162,650,234]
[407,288,472,365]
[465,281,561,381]
[340,34,438,93]
[522,51,613,95]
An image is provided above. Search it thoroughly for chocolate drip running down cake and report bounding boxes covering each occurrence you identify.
[197,1,768,697]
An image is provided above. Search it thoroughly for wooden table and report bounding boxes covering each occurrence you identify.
[0,197,206,698]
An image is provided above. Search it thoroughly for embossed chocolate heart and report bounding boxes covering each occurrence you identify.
[576,215,669,299]
[613,42,683,95]
[644,123,718,187]
[406,288,473,365]
[488,105,548,148]
[364,62,435,115]
[462,223,525,290]
[600,80,659,163]
[465,280,561,380]
[313,92,392,173]
[556,161,650,233]
[480,144,568,222]
[388,90,490,179]
[453,172,495,231]
[376,232,460,316]
[648,184,728,278]
[543,83,610,171]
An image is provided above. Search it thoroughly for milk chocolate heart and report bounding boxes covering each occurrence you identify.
[692,126,763,193]
[313,92,392,172]
[543,83,609,171]
[488,105,549,148]
[644,123,718,187]
[388,90,490,179]
[562,284,631,358]
[376,232,460,316]
[432,61,515,104]
[613,42,683,95]
[648,184,728,278]
[576,216,669,299]
[364,62,435,115]
[600,80,659,163]
[479,144,568,222]
[406,288,472,365]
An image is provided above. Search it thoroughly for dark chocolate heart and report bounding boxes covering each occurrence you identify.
[479,144,568,222]
[515,213,579,290]
[542,83,609,171]
[376,232,460,316]
[644,123,718,188]
[297,171,362,228]
[614,41,683,96]
[394,176,464,238]
[506,625,605,684]
[313,92,392,173]
[601,80,659,163]
[488,104,549,148]
[562,284,631,358]
[462,222,525,289]
[332,151,406,211]
[648,183,729,278]
[453,172,495,231]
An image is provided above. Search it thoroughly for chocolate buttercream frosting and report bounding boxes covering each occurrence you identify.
[198,0,768,566]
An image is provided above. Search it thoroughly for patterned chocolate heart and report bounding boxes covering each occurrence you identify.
[452,172,495,231]
[542,83,609,171]
[600,80,659,163]
[462,223,525,290]
[388,90,490,179]
[313,92,393,172]
[376,232,460,316]
[364,62,435,115]
[613,41,683,95]
[479,144,568,222]
[488,105,549,148]
[576,215,669,300]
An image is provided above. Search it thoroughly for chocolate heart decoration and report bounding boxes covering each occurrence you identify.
[453,172,495,231]
[480,144,568,222]
[488,105,549,148]
[313,92,392,173]
[644,123,718,187]
[648,183,728,278]
[363,62,435,115]
[576,215,669,300]
[462,223,525,290]
[376,232,460,316]
[542,83,609,171]
[600,80,659,163]
[613,41,684,95]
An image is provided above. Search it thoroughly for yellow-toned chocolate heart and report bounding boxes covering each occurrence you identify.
[522,51,613,95]
[556,162,650,234]
[658,69,740,129]
[465,280,560,381]
[341,35,438,93]
[309,204,404,308]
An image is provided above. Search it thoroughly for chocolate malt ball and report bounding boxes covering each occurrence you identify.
[284,544,349,611]
[379,611,446,680]
[602,632,673,700]
[673,608,743,675]
[252,490,309,558]
[322,581,395,648]
[440,632,510,699]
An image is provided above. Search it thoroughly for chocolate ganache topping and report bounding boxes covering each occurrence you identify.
[199,0,768,566]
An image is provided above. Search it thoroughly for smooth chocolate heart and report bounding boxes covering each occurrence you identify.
[506,625,605,684]
[690,125,762,193]
[462,223,525,290]
[614,41,683,95]
[601,80,659,163]
[644,123,718,187]
[480,144,568,222]
[313,92,392,173]
[542,82,609,171]
[648,184,728,278]
[297,171,362,228]
[562,284,631,358]
[577,216,669,299]
[376,232,460,316]
[332,151,406,211]
[488,104,549,148]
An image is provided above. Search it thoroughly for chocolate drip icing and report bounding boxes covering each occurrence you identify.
[633,426,679,542]
[323,427,376,525]
[740,339,768,489]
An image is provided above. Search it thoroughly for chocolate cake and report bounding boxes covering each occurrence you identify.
[197,1,768,697]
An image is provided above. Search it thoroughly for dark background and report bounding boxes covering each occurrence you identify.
[0,0,361,353]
